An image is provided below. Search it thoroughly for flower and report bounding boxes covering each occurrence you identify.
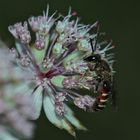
[7,5,115,136]
[0,93,35,140]
[0,44,35,140]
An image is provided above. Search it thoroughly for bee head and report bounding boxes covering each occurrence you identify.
[84,53,101,63]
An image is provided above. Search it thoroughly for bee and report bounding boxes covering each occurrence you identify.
[84,23,115,112]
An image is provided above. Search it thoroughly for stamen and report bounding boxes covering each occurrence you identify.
[45,34,58,58]
[54,43,76,66]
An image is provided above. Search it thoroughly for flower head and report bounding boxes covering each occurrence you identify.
[0,45,35,140]
[0,93,35,139]
[7,5,115,136]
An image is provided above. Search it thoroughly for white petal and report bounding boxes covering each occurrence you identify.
[43,95,63,128]
[15,41,24,55]
[61,119,76,137]
[32,86,43,120]
[64,104,87,131]
[43,95,75,136]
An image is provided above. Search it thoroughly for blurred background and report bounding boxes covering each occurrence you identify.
[0,0,139,140]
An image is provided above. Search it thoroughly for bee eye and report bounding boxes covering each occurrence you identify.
[92,54,101,62]
[92,56,96,60]
[84,54,101,62]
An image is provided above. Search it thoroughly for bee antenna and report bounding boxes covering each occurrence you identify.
[90,38,94,53]
[94,21,100,50]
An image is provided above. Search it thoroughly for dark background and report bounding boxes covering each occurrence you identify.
[0,0,139,140]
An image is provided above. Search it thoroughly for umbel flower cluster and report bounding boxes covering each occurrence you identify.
[0,5,115,138]
[0,42,35,140]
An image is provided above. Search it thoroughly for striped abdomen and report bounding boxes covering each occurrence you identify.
[93,80,111,111]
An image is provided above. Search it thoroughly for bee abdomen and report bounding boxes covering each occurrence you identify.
[93,80,111,112]
[93,92,109,111]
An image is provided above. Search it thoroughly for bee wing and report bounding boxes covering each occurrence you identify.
[64,104,87,131]
[43,95,76,137]
[32,86,43,120]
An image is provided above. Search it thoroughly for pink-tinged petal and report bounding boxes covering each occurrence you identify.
[64,104,87,131]
[43,95,75,136]
[32,86,43,120]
